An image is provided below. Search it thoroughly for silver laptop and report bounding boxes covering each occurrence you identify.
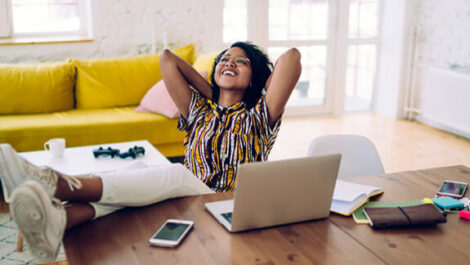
[205,154,341,232]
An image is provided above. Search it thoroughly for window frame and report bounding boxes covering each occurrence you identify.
[0,0,92,43]
[223,0,382,115]
[0,0,12,38]
[248,0,338,116]
[344,0,382,112]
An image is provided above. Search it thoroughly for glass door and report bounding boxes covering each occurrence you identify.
[222,0,381,115]
[267,0,334,114]
[345,0,380,112]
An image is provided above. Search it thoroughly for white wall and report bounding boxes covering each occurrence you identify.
[375,0,470,139]
[0,0,223,63]
[414,0,470,68]
[410,0,470,138]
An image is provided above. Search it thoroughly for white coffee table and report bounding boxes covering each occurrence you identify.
[19,140,171,176]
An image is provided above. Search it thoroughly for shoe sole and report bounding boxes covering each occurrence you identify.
[10,181,61,262]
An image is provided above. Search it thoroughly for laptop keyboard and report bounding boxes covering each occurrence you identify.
[221,212,232,223]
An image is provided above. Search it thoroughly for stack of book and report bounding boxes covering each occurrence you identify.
[330,180,446,228]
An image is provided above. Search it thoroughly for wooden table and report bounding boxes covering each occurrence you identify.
[63,165,470,265]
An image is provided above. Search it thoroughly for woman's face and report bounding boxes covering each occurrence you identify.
[214,47,252,92]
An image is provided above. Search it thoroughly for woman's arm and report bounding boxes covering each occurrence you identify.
[159,49,213,119]
[265,48,301,126]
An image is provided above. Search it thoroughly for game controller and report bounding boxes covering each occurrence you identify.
[92,145,145,159]
[93,147,120,158]
[118,146,145,159]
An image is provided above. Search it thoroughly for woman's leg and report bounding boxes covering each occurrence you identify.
[64,203,95,229]
[49,163,213,221]
[0,143,82,201]
[55,177,103,202]
[96,163,213,207]
[9,162,212,262]
[55,177,123,221]
[9,181,121,262]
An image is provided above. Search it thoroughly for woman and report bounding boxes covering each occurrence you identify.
[3,42,300,262]
[161,41,301,191]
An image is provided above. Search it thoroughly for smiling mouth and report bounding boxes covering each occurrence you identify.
[222,70,236,76]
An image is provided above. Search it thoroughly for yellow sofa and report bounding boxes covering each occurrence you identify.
[0,45,218,157]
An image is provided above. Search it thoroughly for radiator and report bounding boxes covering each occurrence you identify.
[413,65,470,139]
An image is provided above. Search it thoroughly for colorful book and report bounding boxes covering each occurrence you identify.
[330,180,384,216]
[352,200,424,224]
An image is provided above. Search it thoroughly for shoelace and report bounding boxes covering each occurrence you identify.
[25,161,83,192]
[52,197,65,208]
[56,170,83,191]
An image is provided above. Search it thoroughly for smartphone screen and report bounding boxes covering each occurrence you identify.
[438,181,467,197]
[153,222,191,241]
[149,219,194,247]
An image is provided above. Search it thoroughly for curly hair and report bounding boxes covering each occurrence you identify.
[210,41,274,109]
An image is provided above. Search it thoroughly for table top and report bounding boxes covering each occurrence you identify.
[20,140,170,176]
[63,165,470,265]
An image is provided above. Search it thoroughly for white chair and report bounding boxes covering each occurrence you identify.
[307,134,385,179]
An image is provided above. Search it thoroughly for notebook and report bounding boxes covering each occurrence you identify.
[352,200,425,224]
[363,204,446,229]
[205,154,341,232]
[330,180,384,216]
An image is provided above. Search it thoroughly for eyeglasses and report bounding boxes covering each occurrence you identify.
[217,55,251,67]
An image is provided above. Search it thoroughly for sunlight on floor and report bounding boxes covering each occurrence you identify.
[270,113,470,173]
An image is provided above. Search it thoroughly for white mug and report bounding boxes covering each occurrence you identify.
[44,138,66,157]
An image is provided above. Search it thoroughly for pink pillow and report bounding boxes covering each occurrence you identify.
[135,71,207,118]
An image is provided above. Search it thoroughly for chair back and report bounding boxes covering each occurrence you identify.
[307,134,384,179]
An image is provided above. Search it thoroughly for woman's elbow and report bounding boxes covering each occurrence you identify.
[286,48,301,62]
[159,49,172,63]
[278,48,301,67]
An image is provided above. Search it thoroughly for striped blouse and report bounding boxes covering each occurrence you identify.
[178,89,282,192]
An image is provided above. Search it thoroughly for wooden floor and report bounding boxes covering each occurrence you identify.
[270,112,470,172]
[1,113,470,265]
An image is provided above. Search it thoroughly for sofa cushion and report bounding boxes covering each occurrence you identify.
[0,62,75,114]
[192,52,219,83]
[71,44,195,109]
[0,107,184,156]
[135,70,207,118]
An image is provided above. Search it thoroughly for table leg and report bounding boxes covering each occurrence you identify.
[17,232,23,252]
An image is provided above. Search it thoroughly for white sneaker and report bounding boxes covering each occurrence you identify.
[10,180,66,262]
[0,143,82,201]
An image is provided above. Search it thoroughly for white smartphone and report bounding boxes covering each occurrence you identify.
[148,219,194,247]
[437,180,468,198]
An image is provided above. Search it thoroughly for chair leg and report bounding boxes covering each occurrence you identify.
[17,232,23,252]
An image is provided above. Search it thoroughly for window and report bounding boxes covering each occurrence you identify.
[0,0,91,41]
[269,0,328,40]
[223,0,247,43]
[268,0,331,111]
[0,0,11,37]
[345,0,379,112]
[223,0,381,115]
[349,0,378,39]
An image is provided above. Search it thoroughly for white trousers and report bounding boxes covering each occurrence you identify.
[88,163,214,219]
